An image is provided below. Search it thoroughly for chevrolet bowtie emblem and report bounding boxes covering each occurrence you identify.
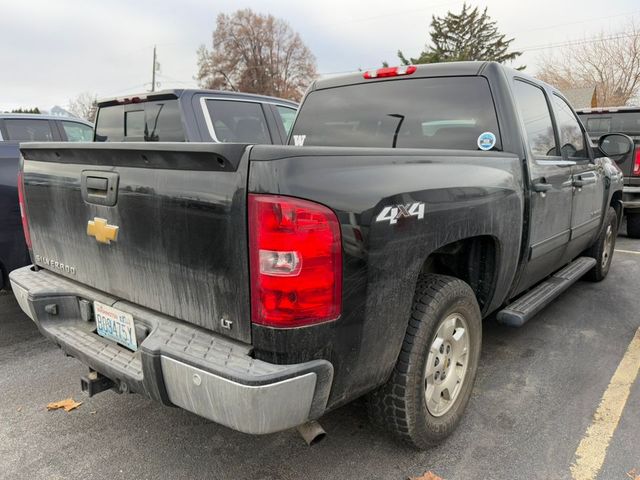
[87,217,119,244]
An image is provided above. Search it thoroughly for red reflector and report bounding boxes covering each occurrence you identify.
[117,97,142,105]
[248,194,342,328]
[633,148,640,176]
[364,65,417,79]
[17,171,32,249]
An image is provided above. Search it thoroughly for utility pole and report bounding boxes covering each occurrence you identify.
[151,45,157,92]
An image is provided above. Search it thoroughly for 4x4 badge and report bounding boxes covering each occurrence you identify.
[87,217,119,244]
[376,202,425,225]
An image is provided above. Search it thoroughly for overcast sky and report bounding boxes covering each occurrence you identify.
[0,0,638,112]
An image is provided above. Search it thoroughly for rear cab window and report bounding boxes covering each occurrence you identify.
[578,111,640,137]
[289,76,502,151]
[204,100,272,144]
[95,99,185,141]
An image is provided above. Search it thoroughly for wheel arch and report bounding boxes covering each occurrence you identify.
[418,235,500,315]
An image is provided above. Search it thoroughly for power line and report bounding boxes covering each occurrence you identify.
[509,9,640,36]
[519,32,638,53]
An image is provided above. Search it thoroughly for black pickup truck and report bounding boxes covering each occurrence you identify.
[11,62,630,449]
[577,106,640,237]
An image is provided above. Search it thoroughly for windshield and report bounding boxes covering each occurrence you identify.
[578,111,640,136]
[95,99,185,141]
[290,76,501,151]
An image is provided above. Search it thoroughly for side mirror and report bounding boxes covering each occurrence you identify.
[597,133,634,160]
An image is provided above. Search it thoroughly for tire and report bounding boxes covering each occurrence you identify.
[367,274,482,449]
[628,212,640,239]
[584,207,618,282]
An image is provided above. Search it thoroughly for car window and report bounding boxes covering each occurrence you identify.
[61,121,93,141]
[205,100,272,144]
[95,100,185,141]
[552,95,587,159]
[276,106,297,136]
[4,119,54,142]
[513,80,558,157]
[579,111,640,136]
[124,110,145,138]
[290,77,502,150]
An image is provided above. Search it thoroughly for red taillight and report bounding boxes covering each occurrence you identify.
[248,194,342,328]
[633,148,640,176]
[17,171,32,249]
[363,65,417,79]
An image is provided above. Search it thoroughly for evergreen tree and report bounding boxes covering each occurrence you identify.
[11,107,41,114]
[398,3,523,69]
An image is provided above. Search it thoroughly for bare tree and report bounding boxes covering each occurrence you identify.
[537,22,640,106]
[68,92,98,122]
[196,9,317,101]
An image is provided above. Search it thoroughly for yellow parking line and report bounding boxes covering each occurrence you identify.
[570,328,640,480]
[615,249,640,255]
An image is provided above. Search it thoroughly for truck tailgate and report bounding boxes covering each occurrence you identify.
[19,142,252,343]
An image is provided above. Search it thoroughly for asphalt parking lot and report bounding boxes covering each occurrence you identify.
[1,236,638,480]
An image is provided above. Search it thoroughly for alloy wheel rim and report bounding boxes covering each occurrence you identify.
[424,313,470,417]
[602,224,613,269]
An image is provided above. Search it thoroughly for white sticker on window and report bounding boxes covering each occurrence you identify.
[293,134,306,146]
[477,131,497,151]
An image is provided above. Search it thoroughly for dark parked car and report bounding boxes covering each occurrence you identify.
[11,62,628,449]
[93,89,298,144]
[577,106,640,237]
[0,114,93,289]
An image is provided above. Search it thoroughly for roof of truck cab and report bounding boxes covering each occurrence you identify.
[312,61,495,91]
[97,89,298,108]
[576,106,640,114]
[0,113,92,125]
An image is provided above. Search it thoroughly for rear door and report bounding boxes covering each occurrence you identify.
[512,79,574,291]
[20,143,253,342]
[551,95,604,254]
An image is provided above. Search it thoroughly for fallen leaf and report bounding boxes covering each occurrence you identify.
[409,471,444,480]
[627,468,640,480]
[47,398,82,412]
[16,406,22,412]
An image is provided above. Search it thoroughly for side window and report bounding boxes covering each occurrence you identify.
[205,100,271,144]
[551,95,587,159]
[61,121,93,141]
[513,80,558,157]
[276,106,297,136]
[4,119,54,141]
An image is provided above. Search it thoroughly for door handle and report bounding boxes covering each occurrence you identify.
[81,171,119,206]
[573,176,596,187]
[532,181,552,192]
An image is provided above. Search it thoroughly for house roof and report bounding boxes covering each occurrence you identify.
[563,87,596,109]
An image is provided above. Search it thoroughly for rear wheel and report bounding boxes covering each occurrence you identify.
[584,207,617,282]
[367,274,482,449]
[627,212,640,239]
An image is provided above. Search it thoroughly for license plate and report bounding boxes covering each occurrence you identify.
[94,302,138,351]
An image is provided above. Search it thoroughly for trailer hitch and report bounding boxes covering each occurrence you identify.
[80,370,115,397]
